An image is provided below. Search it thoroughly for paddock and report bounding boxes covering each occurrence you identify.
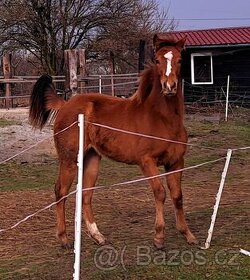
[0,107,249,279]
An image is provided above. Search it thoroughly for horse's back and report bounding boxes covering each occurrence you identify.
[53,93,133,161]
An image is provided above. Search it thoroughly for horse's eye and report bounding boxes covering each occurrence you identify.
[155,59,160,64]
[177,59,182,64]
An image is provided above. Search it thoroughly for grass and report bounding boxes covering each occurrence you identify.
[98,158,141,186]
[0,160,58,191]
[186,119,250,150]
[90,253,250,280]
[0,116,249,279]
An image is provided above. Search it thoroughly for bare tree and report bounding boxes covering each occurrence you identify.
[91,0,175,73]
[0,0,175,74]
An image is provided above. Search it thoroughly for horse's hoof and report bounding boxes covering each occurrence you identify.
[93,233,107,246]
[57,232,73,249]
[187,237,199,245]
[61,242,74,250]
[98,238,107,246]
[154,238,165,250]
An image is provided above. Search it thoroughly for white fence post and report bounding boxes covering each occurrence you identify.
[111,74,115,96]
[73,114,84,280]
[99,75,102,94]
[239,249,250,256]
[225,75,230,121]
[202,149,232,249]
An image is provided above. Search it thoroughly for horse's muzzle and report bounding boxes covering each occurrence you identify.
[161,81,177,96]
[161,87,177,97]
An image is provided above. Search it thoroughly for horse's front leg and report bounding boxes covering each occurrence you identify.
[165,159,198,245]
[140,157,166,249]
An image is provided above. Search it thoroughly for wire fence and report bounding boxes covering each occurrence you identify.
[183,77,250,117]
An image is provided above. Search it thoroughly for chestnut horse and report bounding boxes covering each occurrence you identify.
[29,35,197,249]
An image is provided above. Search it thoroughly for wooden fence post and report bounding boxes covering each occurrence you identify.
[64,49,78,96]
[78,49,87,93]
[3,53,12,108]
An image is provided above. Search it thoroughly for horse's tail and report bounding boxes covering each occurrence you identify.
[29,74,66,129]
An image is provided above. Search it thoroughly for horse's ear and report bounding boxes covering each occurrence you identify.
[153,34,160,46]
[176,36,187,50]
[153,34,161,51]
[153,34,165,51]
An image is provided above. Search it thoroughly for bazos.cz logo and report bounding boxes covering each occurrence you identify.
[93,245,240,271]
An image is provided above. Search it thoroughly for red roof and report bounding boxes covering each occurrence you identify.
[161,26,250,47]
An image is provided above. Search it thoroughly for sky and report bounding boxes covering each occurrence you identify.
[159,0,250,31]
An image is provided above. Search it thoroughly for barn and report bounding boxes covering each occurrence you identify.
[158,27,250,106]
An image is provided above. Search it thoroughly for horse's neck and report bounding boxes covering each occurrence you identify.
[133,65,184,121]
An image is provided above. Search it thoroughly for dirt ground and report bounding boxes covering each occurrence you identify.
[0,108,249,279]
[0,108,56,163]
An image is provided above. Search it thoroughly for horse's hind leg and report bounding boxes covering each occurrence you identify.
[140,157,166,249]
[55,160,77,248]
[165,159,198,245]
[83,148,106,245]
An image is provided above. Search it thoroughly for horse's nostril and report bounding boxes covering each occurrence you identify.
[161,81,177,93]
[171,82,177,92]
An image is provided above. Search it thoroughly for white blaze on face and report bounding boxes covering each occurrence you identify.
[164,51,173,77]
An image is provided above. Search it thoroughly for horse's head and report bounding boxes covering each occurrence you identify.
[153,34,186,96]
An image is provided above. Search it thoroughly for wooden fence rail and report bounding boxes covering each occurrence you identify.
[0,74,139,108]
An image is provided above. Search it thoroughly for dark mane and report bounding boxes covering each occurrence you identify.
[131,63,156,104]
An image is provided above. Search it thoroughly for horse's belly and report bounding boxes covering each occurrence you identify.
[93,141,137,164]
[88,130,138,164]
[87,121,187,166]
